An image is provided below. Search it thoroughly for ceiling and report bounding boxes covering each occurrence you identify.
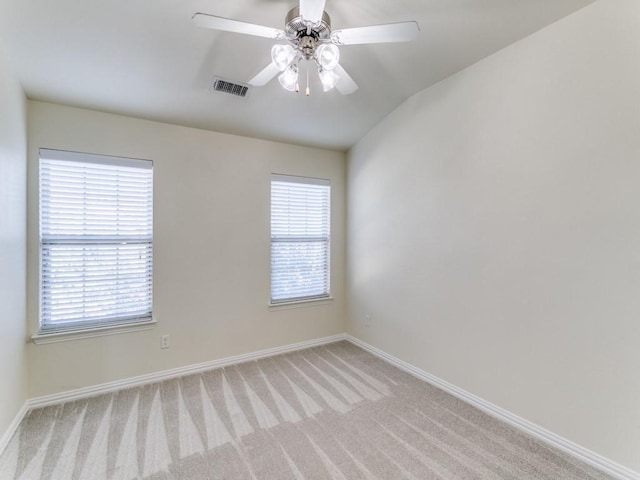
[0,0,595,151]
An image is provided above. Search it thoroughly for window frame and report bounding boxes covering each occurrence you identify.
[270,174,331,305]
[36,148,154,339]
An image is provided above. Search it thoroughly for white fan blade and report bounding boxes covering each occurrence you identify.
[334,64,358,95]
[299,0,326,25]
[331,21,419,45]
[193,13,285,39]
[249,62,281,86]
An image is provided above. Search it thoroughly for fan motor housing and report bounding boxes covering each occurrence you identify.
[285,7,332,40]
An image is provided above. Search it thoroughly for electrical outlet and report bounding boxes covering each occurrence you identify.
[161,335,169,349]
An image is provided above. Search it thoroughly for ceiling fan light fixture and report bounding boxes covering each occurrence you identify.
[279,65,299,91]
[319,68,339,92]
[194,0,419,96]
[271,44,296,71]
[316,43,340,70]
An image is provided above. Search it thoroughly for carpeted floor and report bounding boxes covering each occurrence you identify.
[0,341,614,479]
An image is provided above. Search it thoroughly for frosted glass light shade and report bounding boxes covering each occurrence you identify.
[319,68,339,92]
[279,66,298,91]
[271,44,296,71]
[316,44,340,71]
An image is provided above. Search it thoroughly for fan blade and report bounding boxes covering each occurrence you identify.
[331,21,419,45]
[299,0,326,25]
[193,13,285,39]
[334,64,359,95]
[249,62,281,86]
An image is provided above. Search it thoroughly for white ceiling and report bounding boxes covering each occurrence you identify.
[0,0,595,151]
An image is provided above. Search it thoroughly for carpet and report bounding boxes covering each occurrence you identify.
[0,341,614,479]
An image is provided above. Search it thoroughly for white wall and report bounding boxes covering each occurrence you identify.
[348,0,640,472]
[0,43,28,436]
[27,101,346,397]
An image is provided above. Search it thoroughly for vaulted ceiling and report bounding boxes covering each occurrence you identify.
[0,0,595,151]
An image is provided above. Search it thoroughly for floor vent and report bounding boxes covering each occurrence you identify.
[210,77,251,98]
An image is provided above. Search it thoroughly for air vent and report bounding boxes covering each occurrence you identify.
[210,77,251,98]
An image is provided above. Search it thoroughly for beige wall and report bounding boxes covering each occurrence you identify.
[347,0,640,472]
[27,101,346,397]
[0,43,28,436]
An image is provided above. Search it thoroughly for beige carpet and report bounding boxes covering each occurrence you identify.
[0,341,614,479]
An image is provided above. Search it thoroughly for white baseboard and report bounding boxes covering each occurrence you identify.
[0,402,29,458]
[345,335,639,480]
[6,332,637,480]
[0,334,346,458]
[27,333,347,409]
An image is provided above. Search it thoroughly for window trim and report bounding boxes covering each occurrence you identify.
[31,319,157,345]
[268,296,334,310]
[37,148,154,337]
[270,174,331,305]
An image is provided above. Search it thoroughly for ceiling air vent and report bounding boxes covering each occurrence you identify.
[210,77,251,98]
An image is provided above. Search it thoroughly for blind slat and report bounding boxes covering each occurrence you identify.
[40,152,153,331]
[270,176,330,303]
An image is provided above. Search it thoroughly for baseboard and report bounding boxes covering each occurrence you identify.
[9,332,638,480]
[27,333,347,409]
[0,334,346,458]
[345,335,640,480]
[0,402,29,458]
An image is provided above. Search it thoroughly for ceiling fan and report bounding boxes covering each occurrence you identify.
[193,0,419,95]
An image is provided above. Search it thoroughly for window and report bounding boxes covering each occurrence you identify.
[271,174,330,304]
[39,149,153,334]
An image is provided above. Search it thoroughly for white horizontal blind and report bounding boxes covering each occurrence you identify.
[39,149,153,333]
[271,175,330,303]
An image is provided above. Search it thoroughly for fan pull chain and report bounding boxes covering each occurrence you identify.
[306,65,310,96]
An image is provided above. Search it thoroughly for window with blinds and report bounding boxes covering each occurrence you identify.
[39,149,153,333]
[271,174,330,304]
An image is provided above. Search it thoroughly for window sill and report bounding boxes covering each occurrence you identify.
[31,319,157,345]
[269,297,334,311]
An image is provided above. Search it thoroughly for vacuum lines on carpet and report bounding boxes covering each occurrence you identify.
[0,341,614,479]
